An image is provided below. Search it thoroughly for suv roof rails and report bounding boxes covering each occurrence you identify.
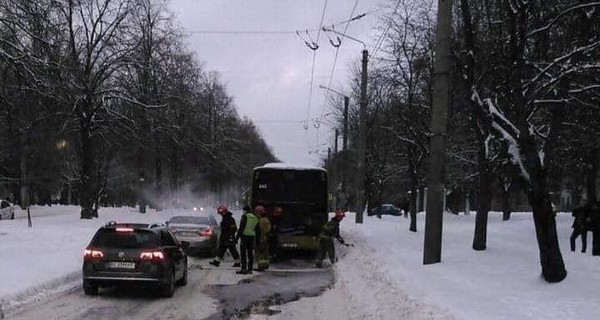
[105,220,118,227]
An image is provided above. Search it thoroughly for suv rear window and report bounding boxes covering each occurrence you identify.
[93,229,160,248]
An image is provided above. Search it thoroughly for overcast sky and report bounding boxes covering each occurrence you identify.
[167,0,383,165]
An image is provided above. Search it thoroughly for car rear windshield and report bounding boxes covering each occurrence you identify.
[169,216,209,225]
[93,229,160,248]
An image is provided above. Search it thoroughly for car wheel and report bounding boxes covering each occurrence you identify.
[161,269,175,298]
[177,262,188,286]
[83,280,98,296]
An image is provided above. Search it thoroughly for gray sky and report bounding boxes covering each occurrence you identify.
[168,0,382,165]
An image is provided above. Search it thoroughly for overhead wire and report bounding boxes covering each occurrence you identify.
[304,0,329,161]
[185,12,381,36]
[315,0,361,158]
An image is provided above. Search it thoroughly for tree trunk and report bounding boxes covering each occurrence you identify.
[586,148,598,203]
[20,134,30,208]
[408,154,418,232]
[524,131,566,281]
[500,182,512,221]
[530,185,567,282]
[79,120,95,219]
[473,154,492,250]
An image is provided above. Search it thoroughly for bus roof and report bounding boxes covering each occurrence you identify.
[254,162,326,172]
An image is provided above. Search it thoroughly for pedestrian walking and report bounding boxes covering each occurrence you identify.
[235,205,260,274]
[256,206,272,271]
[210,206,240,267]
[315,209,347,268]
[570,205,589,253]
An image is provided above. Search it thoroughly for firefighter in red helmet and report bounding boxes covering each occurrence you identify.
[256,205,272,271]
[210,206,240,267]
[315,209,347,268]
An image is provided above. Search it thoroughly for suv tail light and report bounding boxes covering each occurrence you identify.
[84,248,104,260]
[199,228,213,237]
[140,251,165,260]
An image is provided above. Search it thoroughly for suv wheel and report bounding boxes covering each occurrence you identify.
[177,262,188,286]
[161,270,175,298]
[83,280,98,296]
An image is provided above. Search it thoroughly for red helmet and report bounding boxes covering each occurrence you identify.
[217,205,227,214]
[335,209,345,220]
[255,205,265,215]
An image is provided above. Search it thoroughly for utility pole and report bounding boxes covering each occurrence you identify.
[334,129,339,154]
[423,0,452,265]
[343,96,349,152]
[320,27,369,222]
[318,85,350,209]
[342,96,349,208]
[355,49,368,223]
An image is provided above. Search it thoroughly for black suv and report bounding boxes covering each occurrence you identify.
[82,221,188,297]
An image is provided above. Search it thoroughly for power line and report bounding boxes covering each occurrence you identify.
[184,11,381,36]
[187,30,300,34]
[304,0,329,159]
[319,0,360,121]
[315,0,361,158]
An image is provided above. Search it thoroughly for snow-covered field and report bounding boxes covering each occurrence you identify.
[1,206,598,319]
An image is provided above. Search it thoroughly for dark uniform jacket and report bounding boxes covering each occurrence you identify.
[321,218,345,243]
[220,211,237,243]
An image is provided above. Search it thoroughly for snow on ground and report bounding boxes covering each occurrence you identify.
[1,206,599,319]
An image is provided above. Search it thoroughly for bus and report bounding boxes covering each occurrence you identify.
[246,163,329,251]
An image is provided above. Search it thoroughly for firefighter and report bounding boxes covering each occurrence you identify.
[210,206,240,267]
[269,206,283,261]
[315,209,347,268]
[256,206,272,271]
[235,205,260,274]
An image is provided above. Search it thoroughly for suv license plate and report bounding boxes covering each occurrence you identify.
[107,261,135,269]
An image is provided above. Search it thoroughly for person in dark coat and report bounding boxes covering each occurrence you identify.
[589,202,600,256]
[315,209,346,268]
[570,205,589,253]
[210,206,240,267]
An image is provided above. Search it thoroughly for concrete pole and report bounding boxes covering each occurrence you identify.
[423,0,452,265]
[343,96,349,152]
[355,49,368,223]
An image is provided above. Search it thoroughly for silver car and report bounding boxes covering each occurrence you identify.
[166,214,221,256]
[0,200,15,220]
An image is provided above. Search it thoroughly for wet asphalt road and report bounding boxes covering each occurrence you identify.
[5,257,334,320]
[202,259,335,319]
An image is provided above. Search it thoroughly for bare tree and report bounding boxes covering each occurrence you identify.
[376,0,435,231]
[57,0,134,218]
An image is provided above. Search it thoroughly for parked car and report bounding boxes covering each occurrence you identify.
[82,221,188,297]
[0,200,15,220]
[166,213,221,256]
[369,204,402,217]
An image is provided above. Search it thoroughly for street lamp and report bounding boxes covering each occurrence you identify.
[321,28,368,223]
[318,85,349,152]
